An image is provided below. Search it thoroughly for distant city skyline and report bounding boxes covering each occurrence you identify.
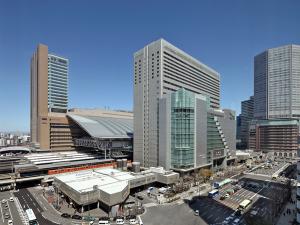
[1,0,300,131]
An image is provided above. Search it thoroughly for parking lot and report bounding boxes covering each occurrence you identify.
[0,190,23,225]
[190,196,243,225]
[215,183,261,211]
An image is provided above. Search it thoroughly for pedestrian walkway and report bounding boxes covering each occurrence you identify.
[276,188,297,225]
[144,202,160,208]
[27,187,72,225]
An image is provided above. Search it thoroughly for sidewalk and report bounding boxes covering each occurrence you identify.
[276,188,297,225]
[28,187,73,225]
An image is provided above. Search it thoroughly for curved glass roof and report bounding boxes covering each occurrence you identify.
[68,114,133,139]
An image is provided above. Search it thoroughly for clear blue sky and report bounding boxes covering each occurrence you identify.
[0,0,300,132]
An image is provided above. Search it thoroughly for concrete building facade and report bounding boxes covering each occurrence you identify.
[134,39,220,167]
[53,167,179,212]
[254,44,300,119]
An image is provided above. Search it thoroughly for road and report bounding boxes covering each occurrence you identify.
[14,188,58,225]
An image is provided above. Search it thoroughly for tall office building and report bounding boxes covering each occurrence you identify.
[239,96,254,149]
[254,44,300,119]
[134,39,220,167]
[30,44,69,149]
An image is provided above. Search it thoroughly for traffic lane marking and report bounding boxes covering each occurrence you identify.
[0,201,4,223]
[7,199,13,222]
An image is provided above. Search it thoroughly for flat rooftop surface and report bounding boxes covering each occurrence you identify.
[24,151,99,165]
[55,168,135,193]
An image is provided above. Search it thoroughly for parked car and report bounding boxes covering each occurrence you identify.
[4,213,10,219]
[116,217,124,224]
[99,217,110,225]
[194,210,199,216]
[129,218,137,224]
[9,197,14,202]
[137,195,144,200]
[1,199,6,204]
[232,218,240,225]
[61,213,71,218]
[7,220,13,225]
[71,214,82,220]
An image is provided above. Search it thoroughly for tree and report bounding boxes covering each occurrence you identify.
[199,169,213,182]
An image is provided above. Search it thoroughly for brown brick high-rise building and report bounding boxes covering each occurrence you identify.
[248,119,299,158]
[30,44,74,150]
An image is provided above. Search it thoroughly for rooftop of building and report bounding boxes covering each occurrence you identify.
[54,167,178,194]
[134,38,220,79]
[55,168,135,193]
[68,108,133,118]
[14,151,114,172]
[0,146,31,153]
[67,114,133,139]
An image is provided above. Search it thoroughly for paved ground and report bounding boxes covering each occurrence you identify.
[0,190,23,225]
[276,188,297,225]
[141,202,208,225]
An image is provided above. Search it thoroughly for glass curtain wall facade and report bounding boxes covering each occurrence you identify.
[171,89,195,169]
[48,54,68,113]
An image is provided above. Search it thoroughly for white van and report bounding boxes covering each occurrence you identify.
[98,220,110,225]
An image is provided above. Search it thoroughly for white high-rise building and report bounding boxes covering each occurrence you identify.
[133,39,220,167]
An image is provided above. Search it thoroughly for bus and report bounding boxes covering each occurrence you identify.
[25,208,38,225]
[239,199,252,210]
[272,174,278,180]
[213,178,232,189]
[208,189,219,198]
